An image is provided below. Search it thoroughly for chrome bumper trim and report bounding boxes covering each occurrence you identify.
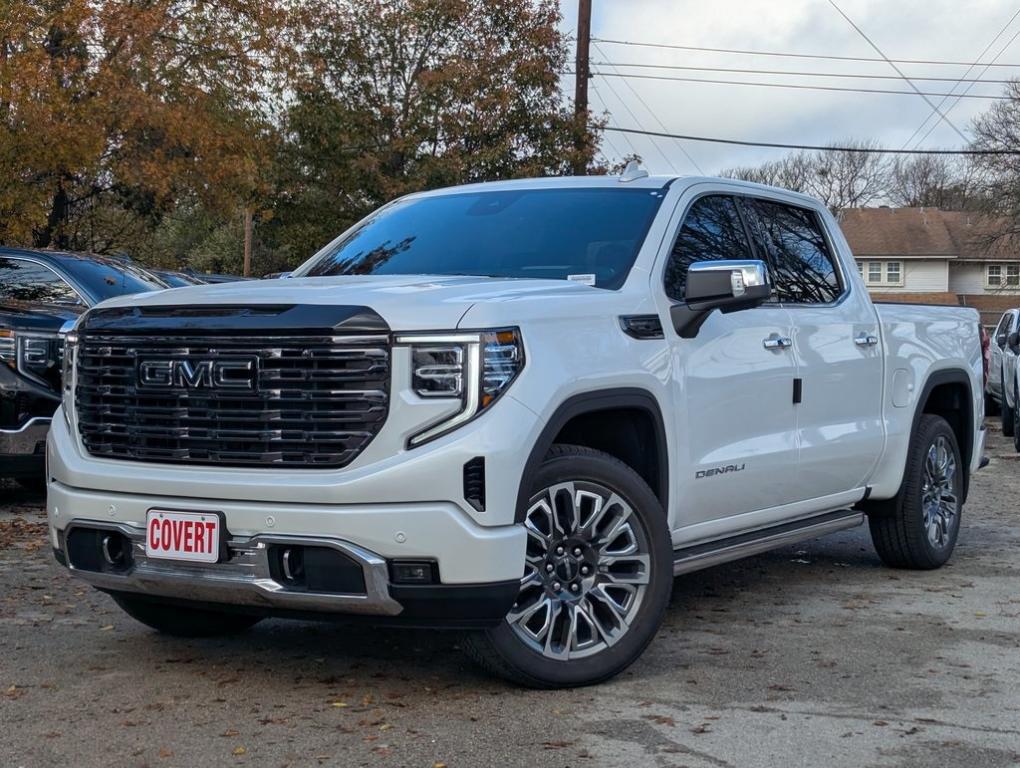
[0,416,51,454]
[61,520,403,617]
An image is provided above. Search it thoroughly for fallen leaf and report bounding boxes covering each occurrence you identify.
[232,746,247,756]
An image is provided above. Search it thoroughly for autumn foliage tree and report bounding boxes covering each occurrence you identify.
[271,0,597,258]
[0,0,599,271]
[0,0,291,253]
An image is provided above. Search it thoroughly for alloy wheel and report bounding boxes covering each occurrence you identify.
[508,481,652,660]
[921,435,958,549]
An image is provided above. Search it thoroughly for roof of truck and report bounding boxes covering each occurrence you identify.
[404,174,823,208]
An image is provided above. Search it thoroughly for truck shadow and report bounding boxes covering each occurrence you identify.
[113,527,890,688]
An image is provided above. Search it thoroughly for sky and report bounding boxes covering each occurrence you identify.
[558,0,1020,175]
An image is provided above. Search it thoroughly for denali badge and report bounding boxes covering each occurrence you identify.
[696,463,745,479]
[137,357,258,390]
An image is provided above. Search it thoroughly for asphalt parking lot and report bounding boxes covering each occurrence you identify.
[1,424,1018,768]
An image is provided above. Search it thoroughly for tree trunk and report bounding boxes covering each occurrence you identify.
[35,179,70,249]
[243,206,253,277]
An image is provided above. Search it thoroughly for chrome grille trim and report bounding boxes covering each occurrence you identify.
[75,332,390,468]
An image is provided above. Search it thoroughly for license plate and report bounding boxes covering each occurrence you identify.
[145,510,221,563]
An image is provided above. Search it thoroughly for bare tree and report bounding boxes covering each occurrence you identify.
[722,153,813,193]
[808,139,889,213]
[887,154,978,209]
[722,139,888,214]
[970,80,1020,240]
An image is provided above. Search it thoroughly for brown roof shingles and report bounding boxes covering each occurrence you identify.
[840,207,1018,262]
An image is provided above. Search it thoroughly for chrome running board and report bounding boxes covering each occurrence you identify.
[673,509,864,576]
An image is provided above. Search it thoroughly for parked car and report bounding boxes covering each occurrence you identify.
[0,248,162,487]
[180,268,251,284]
[49,174,984,687]
[989,308,1020,450]
[147,269,207,288]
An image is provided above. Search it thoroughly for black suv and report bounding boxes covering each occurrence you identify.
[0,248,161,487]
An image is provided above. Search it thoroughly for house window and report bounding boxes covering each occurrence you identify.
[860,260,903,286]
[885,261,902,285]
[985,263,1020,288]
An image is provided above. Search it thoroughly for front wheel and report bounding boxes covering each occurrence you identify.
[1013,396,1020,453]
[111,593,263,637]
[869,415,962,569]
[984,391,999,417]
[1002,376,1015,436]
[463,445,673,688]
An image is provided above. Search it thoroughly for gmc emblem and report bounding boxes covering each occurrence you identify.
[137,357,258,390]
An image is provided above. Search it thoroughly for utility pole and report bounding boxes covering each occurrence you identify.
[573,0,592,175]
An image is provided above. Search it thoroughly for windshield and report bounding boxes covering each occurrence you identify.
[295,187,667,289]
[68,259,163,302]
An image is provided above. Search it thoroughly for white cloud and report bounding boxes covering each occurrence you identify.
[560,0,1019,173]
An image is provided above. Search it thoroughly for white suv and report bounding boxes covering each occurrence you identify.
[49,173,984,687]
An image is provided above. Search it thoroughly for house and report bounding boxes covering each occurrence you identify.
[839,207,1020,326]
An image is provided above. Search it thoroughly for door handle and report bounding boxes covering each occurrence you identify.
[763,335,792,350]
[854,334,879,347]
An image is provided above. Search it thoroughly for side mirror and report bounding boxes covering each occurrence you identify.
[997,332,1008,348]
[671,260,771,339]
[1009,331,1020,353]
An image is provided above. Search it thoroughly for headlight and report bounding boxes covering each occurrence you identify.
[1,329,63,389]
[397,328,524,447]
[59,321,78,427]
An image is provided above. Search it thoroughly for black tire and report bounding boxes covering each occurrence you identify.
[15,476,46,493]
[1001,375,1015,437]
[1013,397,1020,454]
[868,415,963,570]
[111,593,262,637]
[984,391,999,417]
[462,444,673,688]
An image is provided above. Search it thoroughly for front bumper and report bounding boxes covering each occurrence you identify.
[0,416,50,477]
[48,481,525,626]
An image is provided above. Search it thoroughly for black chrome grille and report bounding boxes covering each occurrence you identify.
[75,332,390,468]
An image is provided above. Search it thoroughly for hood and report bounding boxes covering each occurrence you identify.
[0,301,84,333]
[92,274,600,331]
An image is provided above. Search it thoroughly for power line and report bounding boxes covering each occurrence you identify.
[903,7,1020,149]
[590,82,640,160]
[591,69,681,173]
[603,126,1020,155]
[914,25,1020,148]
[592,42,704,174]
[825,0,967,143]
[592,60,1017,84]
[592,36,1020,68]
[584,71,1010,99]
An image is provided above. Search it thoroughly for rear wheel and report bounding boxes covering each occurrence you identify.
[463,445,673,688]
[869,415,962,569]
[111,593,262,637]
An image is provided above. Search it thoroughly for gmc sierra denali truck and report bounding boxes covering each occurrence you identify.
[48,173,985,688]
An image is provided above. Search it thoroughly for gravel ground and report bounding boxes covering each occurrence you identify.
[1,423,1018,768]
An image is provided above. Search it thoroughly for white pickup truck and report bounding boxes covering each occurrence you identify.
[48,172,986,688]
